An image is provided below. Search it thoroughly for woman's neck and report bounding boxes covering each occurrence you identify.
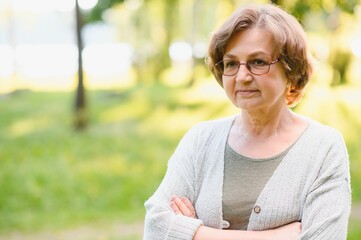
[239,106,294,139]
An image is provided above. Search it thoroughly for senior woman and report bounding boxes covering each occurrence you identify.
[144,3,351,240]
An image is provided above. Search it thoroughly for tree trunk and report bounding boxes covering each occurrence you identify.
[74,0,87,130]
[188,0,201,87]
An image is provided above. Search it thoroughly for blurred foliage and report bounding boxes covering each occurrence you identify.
[273,0,361,22]
[85,0,125,23]
[78,0,361,87]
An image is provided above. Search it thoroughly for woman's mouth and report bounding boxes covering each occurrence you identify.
[236,89,259,96]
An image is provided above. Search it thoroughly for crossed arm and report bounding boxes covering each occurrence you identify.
[170,195,301,240]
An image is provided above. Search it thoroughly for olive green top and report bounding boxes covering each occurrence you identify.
[222,143,291,230]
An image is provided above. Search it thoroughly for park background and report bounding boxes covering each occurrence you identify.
[0,0,361,239]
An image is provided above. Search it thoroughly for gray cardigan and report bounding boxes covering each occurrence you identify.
[144,116,351,240]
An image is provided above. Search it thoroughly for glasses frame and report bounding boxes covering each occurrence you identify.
[215,58,280,76]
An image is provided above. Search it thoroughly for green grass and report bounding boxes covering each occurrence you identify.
[348,217,361,240]
[0,84,360,239]
[0,85,230,234]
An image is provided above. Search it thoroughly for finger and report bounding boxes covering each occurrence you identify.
[170,195,183,215]
[172,195,193,217]
[170,200,181,215]
[181,197,195,213]
[181,197,196,218]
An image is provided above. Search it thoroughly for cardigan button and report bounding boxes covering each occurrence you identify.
[254,205,261,213]
[222,220,230,229]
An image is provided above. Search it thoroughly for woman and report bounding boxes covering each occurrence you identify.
[144,3,351,240]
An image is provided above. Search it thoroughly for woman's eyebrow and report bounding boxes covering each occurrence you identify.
[223,51,272,59]
[223,53,237,59]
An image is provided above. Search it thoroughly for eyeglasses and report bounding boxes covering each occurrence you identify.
[215,58,280,76]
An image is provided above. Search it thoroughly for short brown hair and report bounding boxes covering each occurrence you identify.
[207,3,314,107]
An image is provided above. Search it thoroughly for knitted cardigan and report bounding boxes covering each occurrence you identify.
[143,116,351,240]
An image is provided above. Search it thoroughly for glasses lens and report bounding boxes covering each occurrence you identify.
[221,61,239,76]
[248,60,272,75]
[224,67,239,76]
[249,65,269,75]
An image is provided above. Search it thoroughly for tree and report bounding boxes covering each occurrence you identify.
[74,0,87,130]
[86,0,125,22]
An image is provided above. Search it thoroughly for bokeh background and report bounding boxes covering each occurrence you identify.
[0,0,360,239]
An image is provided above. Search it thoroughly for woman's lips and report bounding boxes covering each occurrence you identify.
[236,89,259,96]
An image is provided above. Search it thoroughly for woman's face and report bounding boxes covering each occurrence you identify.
[222,28,288,112]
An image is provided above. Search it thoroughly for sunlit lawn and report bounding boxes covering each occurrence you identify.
[0,82,360,239]
[0,83,231,235]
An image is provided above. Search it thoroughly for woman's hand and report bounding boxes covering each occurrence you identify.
[170,195,197,218]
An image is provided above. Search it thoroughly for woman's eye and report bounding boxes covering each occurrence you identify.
[225,61,238,68]
[249,59,268,66]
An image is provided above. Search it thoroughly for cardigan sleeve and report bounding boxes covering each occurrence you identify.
[143,125,203,240]
[298,130,351,239]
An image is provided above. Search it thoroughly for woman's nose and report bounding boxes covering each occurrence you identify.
[235,64,252,82]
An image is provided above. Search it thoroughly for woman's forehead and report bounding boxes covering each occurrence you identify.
[225,28,275,57]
